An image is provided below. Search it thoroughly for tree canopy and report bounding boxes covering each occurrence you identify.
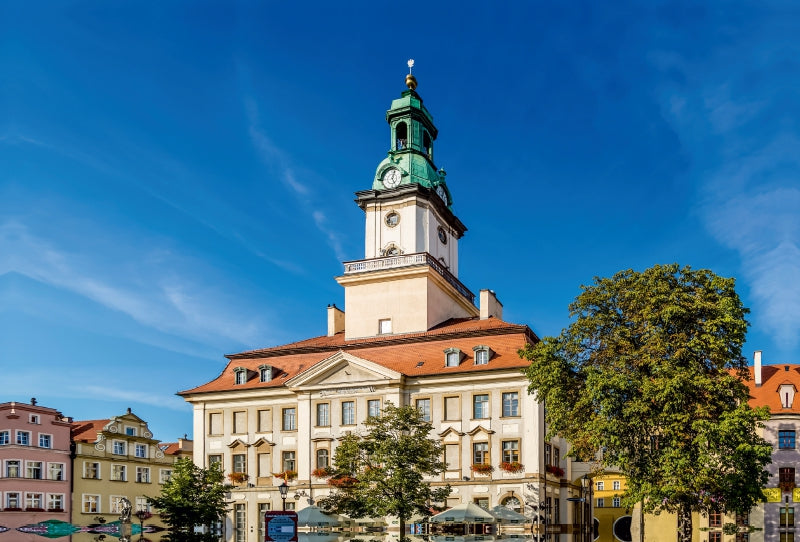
[148,457,230,542]
[520,264,772,542]
[317,402,451,537]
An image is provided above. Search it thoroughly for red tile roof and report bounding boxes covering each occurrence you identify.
[180,317,537,396]
[745,364,800,413]
[71,419,110,442]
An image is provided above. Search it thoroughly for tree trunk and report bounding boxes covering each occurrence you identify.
[677,504,692,542]
[399,516,406,542]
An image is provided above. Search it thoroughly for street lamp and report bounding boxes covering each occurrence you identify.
[582,476,590,542]
[279,481,289,511]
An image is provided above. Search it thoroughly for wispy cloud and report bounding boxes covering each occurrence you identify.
[653,38,800,351]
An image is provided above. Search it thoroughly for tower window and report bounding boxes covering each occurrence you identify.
[385,211,400,227]
[383,244,400,256]
[395,121,408,150]
[423,131,432,158]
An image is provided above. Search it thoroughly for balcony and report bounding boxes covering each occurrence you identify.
[342,252,475,305]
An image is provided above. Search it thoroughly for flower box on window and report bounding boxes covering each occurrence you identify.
[546,465,565,478]
[499,461,524,473]
[779,481,795,492]
[273,470,297,482]
[471,463,495,475]
[311,467,333,479]
[3,507,22,512]
[47,508,65,513]
[329,475,358,488]
[26,507,45,512]
[228,472,249,484]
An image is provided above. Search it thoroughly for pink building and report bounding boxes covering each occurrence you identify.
[0,399,72,530]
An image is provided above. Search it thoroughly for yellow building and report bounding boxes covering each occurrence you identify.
[70,409,181,531]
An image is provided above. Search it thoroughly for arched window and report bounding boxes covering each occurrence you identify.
[383,244,400,256]
[395,122,408,150]
[423,130,432,158]
[501,495,521,513]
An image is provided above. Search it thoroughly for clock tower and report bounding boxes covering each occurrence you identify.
[336,63,478,339]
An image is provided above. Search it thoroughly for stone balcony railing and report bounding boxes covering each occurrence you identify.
[342,252,475,306]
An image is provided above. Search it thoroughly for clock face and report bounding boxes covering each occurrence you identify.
[436,185,448,204]
[382,168,401,188]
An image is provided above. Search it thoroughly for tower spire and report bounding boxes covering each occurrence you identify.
[405,59,417,91]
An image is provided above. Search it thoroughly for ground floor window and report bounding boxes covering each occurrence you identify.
[234,503,246,542]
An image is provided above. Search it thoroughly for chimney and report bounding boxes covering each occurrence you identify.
[327,304,345,337]
[480,290,503,320]
[754,350,762,387]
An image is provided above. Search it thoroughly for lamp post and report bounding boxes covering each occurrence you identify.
[581,476,590,542]
[279,481,289,511]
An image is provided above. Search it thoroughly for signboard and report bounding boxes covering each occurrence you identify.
[763,488,782,503]
[264,511,298,542]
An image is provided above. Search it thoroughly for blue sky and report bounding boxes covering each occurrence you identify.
[2,2,798,441]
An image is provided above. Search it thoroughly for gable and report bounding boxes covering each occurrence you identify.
[285,350,403,390]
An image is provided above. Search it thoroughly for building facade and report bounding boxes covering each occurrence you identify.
[0,399,72,531]
[181,70,583,541]
[70,409,178,531]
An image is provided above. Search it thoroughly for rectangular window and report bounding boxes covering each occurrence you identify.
[444,396,460,420]
[446,351,460,367]
[596,498,605,508]
[780,430,797,449]
[475,349,489,365]
[160,468,173,483]
[39,434,52,448]
[473,394,489,419]
[282,408,296,431]
[136,467,150,483]
[780,467,796,484]
[258,409,272,432]
[17,430,30,445]
[125,426,137,436]
[0,430,8,445]
[84,462,100,479]
[502,392,519,417]
[209,412,223,435]
[29,414,40,424]
[27,461,43,479]
[473,442,489,465]
[233,411,247,434]
[379,318,392,334]
[474,497,489,509]
[282,451,296,472]
[367,399,381,418]
[256,452,271,477]
[596,481,605,491]
[111,464,126,481]
[544,443,552,466]
[709,532,722,542]
[110,495,126,514]
[135,496,151,512]
[613,480,621,490]
[112,440,126,455]
[502,440,520,463]
[135,443,148,458]
[342,401,355,425]
[235,370,247,385]
[208,454,222,467]
[6,492,20,509]
[6,460,20,477]
[779,535,793,542]
[316,403,330,427]
[259,503,271,541]
[48,494,64,511]
[613,496,621,507]
[554,498,561,524]
[83,494,100,513]
[316,449,330,469]
[48,463,64,481]
[25,492,44,510]
[554,446,560,466]
[233,454,246,473]
[781,507,796,528]
[736,512,750,526]
[445,444,460,470]
[416,398,431,422]
[709,511,722,527]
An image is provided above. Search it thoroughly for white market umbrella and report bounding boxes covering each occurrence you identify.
[489,505,529,524]
[430,502,497,524]
[297,505,343,527]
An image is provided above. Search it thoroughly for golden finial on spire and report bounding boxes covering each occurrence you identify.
[405,59,417,91]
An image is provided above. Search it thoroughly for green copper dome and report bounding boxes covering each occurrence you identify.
[372,86,452,208]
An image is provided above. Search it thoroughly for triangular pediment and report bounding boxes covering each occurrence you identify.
[439,427,464,441]
[228,438,249,449]
[285,350,403,390]
[467,425,495,438]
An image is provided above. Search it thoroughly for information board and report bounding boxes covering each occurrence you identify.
[264,510,298,542]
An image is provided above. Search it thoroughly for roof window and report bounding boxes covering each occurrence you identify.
[234,367,248,385]
[259,365,273,382]
[473,345,493,365]
[444,348,462,367]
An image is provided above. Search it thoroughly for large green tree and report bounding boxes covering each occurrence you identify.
[520,264,772,542]
[148,458,230,542]
[318,402,451,538]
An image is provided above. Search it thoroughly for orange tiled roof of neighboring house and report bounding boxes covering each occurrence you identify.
[180,317,537,396]
[71,419,110,442]
[745,364,800,413]
[160,442,182,455]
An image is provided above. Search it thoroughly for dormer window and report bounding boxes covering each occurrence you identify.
[473,346,492,365]
[259,365,273,383]
[234,367,248,385]
[444,348,462,367]
[779,384,796,409]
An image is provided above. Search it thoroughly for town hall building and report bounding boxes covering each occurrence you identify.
[180,67,581,542]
